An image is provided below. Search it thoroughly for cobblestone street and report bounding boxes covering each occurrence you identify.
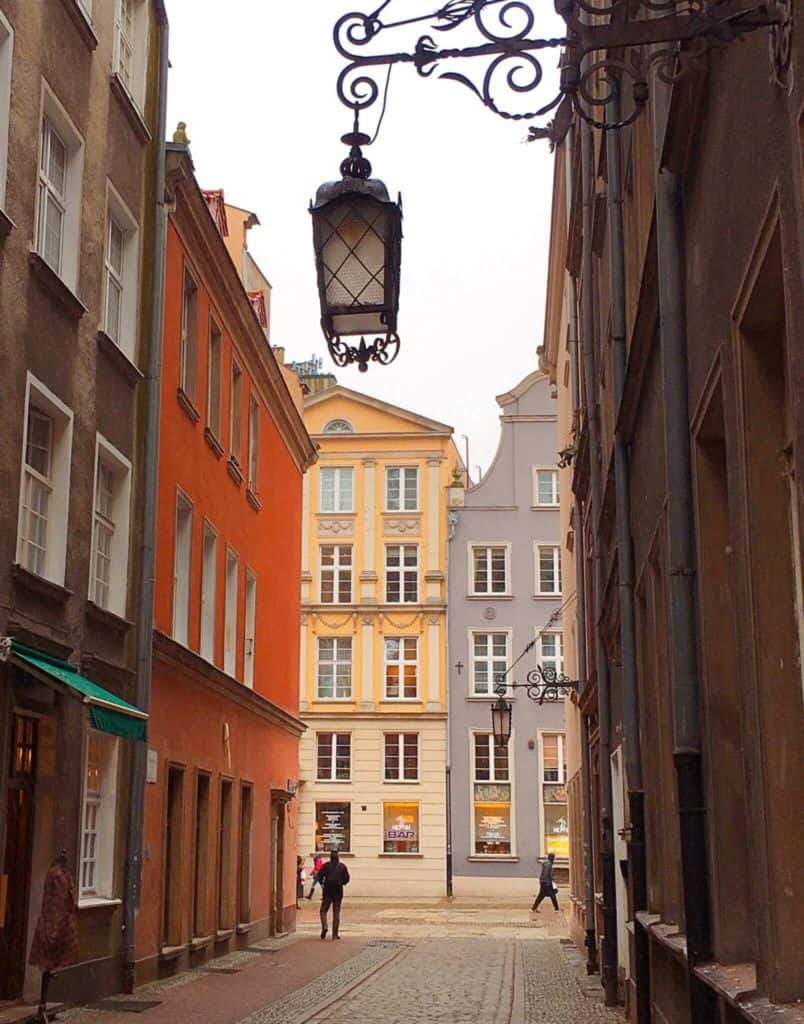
[48,901,622,1024]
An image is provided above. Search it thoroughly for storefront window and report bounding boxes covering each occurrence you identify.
[382,801,419,853]
[542,733,568,857]
[473,784,512,855]
[315,801,351,853]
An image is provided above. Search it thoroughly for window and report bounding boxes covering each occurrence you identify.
[536,545,562,595]
[172,492,192,645]
[217,779,233,930]
[315,802,350,853]
[35,91,83,290]
[534,468,559,507]
[320,467,354,513]
[180,268,199,404]
[542,733,569,858]
[385,544,418,603]
[207,320,222,439]
[102,185,139,358]
[247,394,259,494]
[471,545,508,595]
[317,638,352,700]
[538,632,564,678]
[163,765,184,946]
[0,12,14,209]
[79,731,119,899]
[77,0,93,18]
[200,522,217,662]
[238,784,253,925]
[383,802,419,854]
[224,548,239,677]
[322,419,353,434]
[243,569,256,688]
[319,544,352,604]
[90,437,132,617]
[386,466,419,511]
[471,632,509,696]
[230,361,243,466]
[17,375,73,586]
[384,638,418,699]
[384,734,419,781]
[316,733,351,781]
[192,772,211,937]
[472,733,511,856]
[114,0,148,111]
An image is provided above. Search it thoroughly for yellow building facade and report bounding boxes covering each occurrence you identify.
[297,385,462,896]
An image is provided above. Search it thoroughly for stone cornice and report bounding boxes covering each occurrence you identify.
[165,148,317,474]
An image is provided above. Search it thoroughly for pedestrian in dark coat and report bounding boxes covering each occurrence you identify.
[317,850,350,939]
[531,852,559,911]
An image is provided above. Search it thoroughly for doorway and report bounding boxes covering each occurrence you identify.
[610,748,630,991]
[269,800,284,935]
[0,715,38,999]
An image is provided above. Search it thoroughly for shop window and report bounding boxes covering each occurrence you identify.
[472,732,511,855]
[542,733,569,858]
[383,802,419,854]
[315,801,351,853]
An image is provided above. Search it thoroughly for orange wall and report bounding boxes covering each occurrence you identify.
[154,221,303,713]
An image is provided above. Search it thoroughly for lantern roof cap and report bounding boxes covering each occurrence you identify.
[311,176,395,210]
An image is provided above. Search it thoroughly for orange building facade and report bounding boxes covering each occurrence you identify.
[135,142,315,983]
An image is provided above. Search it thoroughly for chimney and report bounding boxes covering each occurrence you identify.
[272,346,285,365]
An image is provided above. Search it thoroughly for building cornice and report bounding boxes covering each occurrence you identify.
[304,385,454,436]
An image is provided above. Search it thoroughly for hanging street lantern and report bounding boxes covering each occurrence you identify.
[491,695,513,749]
[310,121,402,372]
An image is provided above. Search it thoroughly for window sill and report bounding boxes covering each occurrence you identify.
[532,594,562,600]
[159,944,188,962]
[382,509,421,516]
[97,330,143,386]
[0,206,14,239]
[204,427,224,458]
[12,564,71,604]
[236,922,253,935]
[315,780,352,786]
[59,0,98,50]
[379,698,421,705]
[215,928,234,943]
[467,855,520,863]
[190,934,214,951]
[378,852,423,858]
[531,505,560,511]
[382,779,420,785]
[466,695,516,702]
[467,594,513,601]
[86,600,132,634]
[312,699,355,705]
[315,851,354,857]
[109,73,151,144]
[246,488,262,512]
[77,896,121,910]
[227,457,243,487]
[316,511,357,518]
[29,252,86,320]
[177,387,200,423]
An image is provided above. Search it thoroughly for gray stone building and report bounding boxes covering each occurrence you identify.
[447,371,567,898]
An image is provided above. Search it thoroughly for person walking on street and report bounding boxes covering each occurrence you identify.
[532,852,559,911]
[318,850,350,939]
[307,853,324,899]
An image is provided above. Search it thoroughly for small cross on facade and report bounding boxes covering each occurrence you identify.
[454,661,464,676]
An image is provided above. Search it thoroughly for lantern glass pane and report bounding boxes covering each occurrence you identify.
[320,197,389,311]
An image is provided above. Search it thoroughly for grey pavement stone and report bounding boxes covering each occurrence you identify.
[521,941,624,1022]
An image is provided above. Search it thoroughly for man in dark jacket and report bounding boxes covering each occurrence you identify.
[531,852,559,911]
[318,850,350,939]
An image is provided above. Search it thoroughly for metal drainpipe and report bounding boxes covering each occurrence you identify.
[604,95,650,1023]
[580,116,619,1007]
[122,8,169,995]
[651,74,716,1023]
[445,503,453,899]
[564,129,597,975]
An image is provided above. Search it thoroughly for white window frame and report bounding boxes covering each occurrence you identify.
[224,547,239,678]
[469,729,516,858]
[316,732,352,782]
[78,729,119,902]
[102,182,139,360]
[537,631,564,678]
[383,733,419,782]
[200,521,217,663]
[316,637,352,701]
[469,629,511,697]
[229,359,243,466]
[539,730,568,858]
[533,467,559,507]
[16,373,73,586]
[0,11,14,210]
[206,318,223,439]
[180,264,199,404]
[385,544,419,604]
[247,393,259,495]
[319,544,353,604]
[172,490,193,646]
[469,543,511,597]
[114,0,149,112]
[36,85,84,290]
[535,543,562,596]
[243,569,257,689]
[89,435,132,618]
[383,637,419,700]
[319,467,354,513]
[385,466,419,512]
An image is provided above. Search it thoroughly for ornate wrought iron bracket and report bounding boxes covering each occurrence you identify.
[495,668,580,705]
[334,0,793,142]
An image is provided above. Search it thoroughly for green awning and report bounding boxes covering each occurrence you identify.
[10,641,148,741]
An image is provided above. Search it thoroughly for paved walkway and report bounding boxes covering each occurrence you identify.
[56,900,621,1024]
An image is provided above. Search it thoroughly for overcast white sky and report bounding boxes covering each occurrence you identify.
[165,1,562,472]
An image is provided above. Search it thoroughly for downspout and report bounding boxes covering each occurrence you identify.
[122,7,169,994]
[604,96,650,1022]
[580,115,619,1007]
[564,129,597,975]
[651,75,716,1022]
[445,500,454,898]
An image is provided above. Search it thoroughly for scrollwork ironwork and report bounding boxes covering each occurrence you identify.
[494,666,580,705]
[327,333,401,373]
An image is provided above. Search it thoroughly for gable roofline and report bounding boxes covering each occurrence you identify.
[495,369,548,408]
[304,384,454,436]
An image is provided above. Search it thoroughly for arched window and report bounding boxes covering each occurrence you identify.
[323,419,354,434]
